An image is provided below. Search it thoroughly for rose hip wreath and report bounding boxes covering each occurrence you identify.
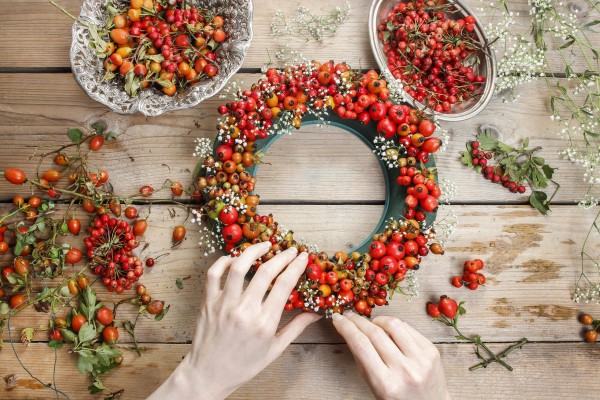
[197,61,445,316]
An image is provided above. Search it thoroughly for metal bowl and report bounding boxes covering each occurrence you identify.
[368,0,496,121]
[70,0,253,116]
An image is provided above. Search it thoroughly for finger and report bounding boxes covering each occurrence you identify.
[372,316,436,359]
[205,256,234,300]
[272,312,322,358]
[222,241,271,295]
[345,311,406,367]
[263,251,309,314]
[244,247,299,302]
[332,313,387,371]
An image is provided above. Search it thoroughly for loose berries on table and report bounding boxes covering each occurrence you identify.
[451,258,486,290]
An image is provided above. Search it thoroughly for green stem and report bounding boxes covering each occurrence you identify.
[469,338,528,371]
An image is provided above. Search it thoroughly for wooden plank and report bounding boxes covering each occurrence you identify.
[0,0,596,73]
[0,74,595,203]
[2,204,598,344]
[1,342,599,399]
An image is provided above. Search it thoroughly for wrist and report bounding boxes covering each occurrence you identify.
[148,355,231,400]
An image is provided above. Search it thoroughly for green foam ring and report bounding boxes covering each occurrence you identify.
[243,112,438,256]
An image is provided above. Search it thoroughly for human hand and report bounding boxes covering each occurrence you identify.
[332,312,451,400]
[148,243,321,400]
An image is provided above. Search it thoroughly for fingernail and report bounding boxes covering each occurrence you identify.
[345,310,356,317]
[332,313,343,321]
[297,251,308,260]
[261,241,271,248]
[288,246,298,254]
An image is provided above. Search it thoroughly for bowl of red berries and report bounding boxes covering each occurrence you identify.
[369,0,496,121]
[70,0,253,116]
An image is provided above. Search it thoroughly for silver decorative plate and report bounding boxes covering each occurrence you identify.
[70,0,253,116]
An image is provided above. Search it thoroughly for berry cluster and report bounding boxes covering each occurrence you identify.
[451,258,486,290]
[397,166,441,220]
[200,61,445,316]
[282,218,443,317]
[377,0,486,112]
[579,313,600,343]
[84,214,145,293]
[427,295,458,319]
[469,140,526,193]
[102,0,225,96]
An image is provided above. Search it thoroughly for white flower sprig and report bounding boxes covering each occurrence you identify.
[267,3,351,67]
[483,0,600,302]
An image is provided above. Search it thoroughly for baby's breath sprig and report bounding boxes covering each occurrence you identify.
[267,3,351,67]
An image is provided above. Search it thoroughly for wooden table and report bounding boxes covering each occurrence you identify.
[1,0,599,398]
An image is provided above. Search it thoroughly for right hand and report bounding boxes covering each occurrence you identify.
[332,312,451,400]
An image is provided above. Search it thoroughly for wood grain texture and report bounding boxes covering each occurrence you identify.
[0,74,596,203]
[2,204,597,345]
[0,0,597,72]
[1,342,599,399]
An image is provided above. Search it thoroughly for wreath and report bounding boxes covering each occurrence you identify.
[196,61,445,316]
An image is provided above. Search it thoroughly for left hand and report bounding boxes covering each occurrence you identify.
[148,243,321,400]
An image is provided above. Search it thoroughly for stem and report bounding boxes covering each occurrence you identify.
[469,338,529,371]
[450,320,514,371]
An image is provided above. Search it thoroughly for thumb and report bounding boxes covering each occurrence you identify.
[274,312,322,352]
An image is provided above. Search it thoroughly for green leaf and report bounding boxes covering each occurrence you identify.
[559,39,575,49]
[176,278,184,289]
[22,328,35,342]
[531,168,548,189]
[60,328,77,344]
[67,128,84,143]
[145,54,165,63]
[124,69,141,97]
[105,131,118,141]
[533,156,545,166]
[78,354,94,374]
[529,190,550,214]
[78,322,97,343]
[522,137,529,149]
[460,151,473,168]
[584,20,600,28]
[154,78,174,88]
[542,164,555,179]
[88,383,104,394]
[92,122,106,134]
[584,130,600,138]
[383,31,390,42]
[475,130,498,151]
[155,304,170,321]
[96,343,122,359]
[496,142,515,153]
[0,302,9,315]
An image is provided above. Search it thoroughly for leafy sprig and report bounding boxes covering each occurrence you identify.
[460,128,560,214]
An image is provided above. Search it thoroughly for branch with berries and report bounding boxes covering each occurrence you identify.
[460,127,559,214]
[427,296,528,371]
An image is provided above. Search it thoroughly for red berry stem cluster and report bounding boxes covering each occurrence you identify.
[0,125,186,396]
[451,258,486,290]
[469,140,526,194]
[377,0,486,112]
[427,295,528,371]
[85,214,145,294]
[199,61,446,316]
